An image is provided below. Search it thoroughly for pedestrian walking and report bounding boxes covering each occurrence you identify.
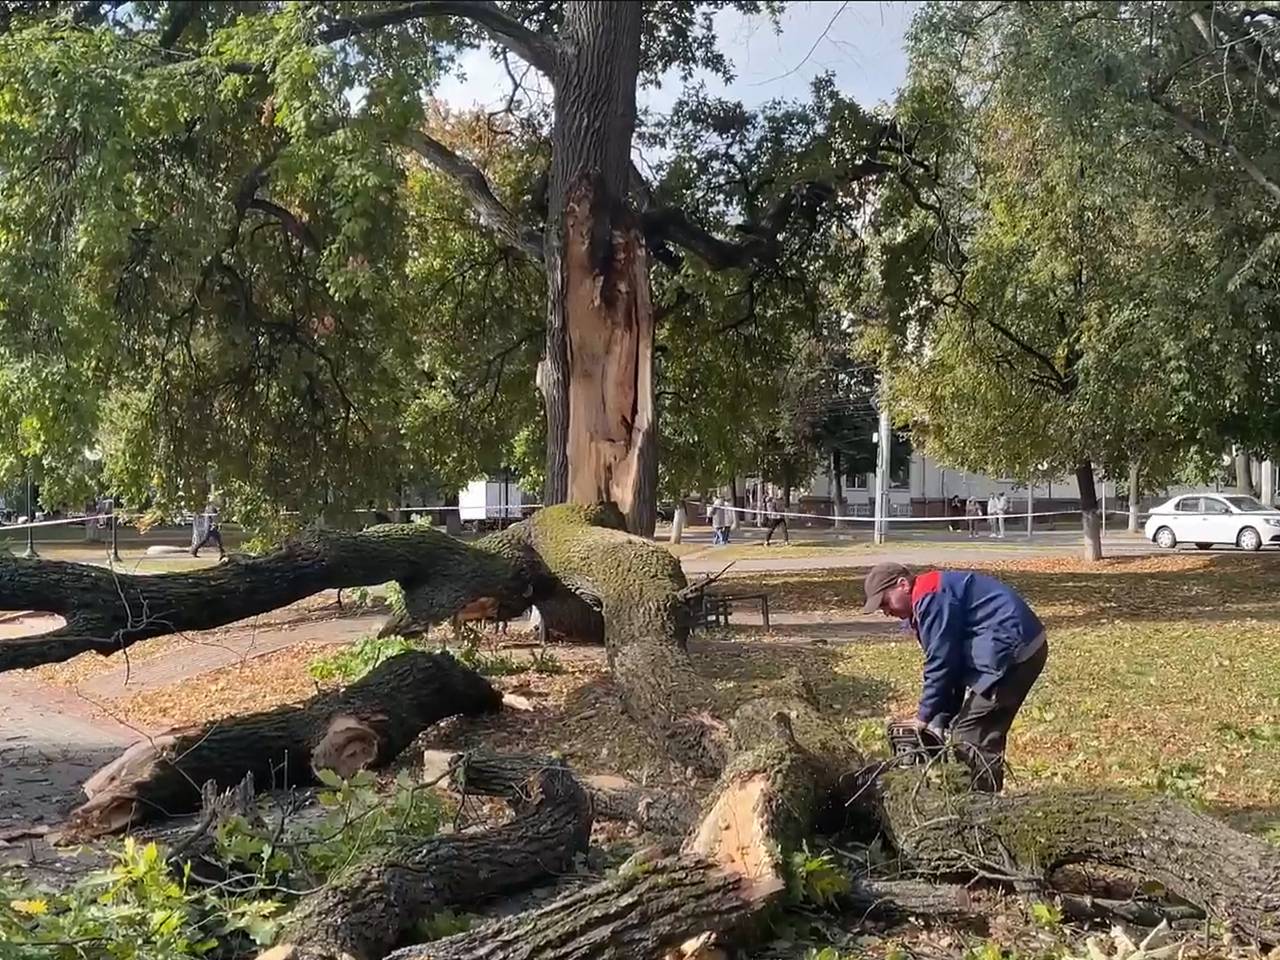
[191,500,225,559]
[965,495,980,538]
[993,490,1008,539]
[763,494,790,546]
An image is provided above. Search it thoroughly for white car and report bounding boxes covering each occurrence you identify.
[1144,493,1280,551]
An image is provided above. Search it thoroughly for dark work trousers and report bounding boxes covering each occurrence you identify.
[764,516,789,544]
[950,637,1048,792]
[192,527,224,558]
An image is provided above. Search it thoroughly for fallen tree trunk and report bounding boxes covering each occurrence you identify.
[0,525,538,671]
[65,651,501,838]
[262,752,592,960]
[387,856,760,960]
[879,770,1280,942]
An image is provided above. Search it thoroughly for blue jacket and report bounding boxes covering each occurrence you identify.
[911,570,1044,723]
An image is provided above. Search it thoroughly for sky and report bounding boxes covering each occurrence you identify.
[433,1,919,117]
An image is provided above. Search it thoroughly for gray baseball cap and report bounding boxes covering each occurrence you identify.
[860,562,913,614]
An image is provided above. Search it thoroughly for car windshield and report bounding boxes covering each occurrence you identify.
[1224,495,1267,511]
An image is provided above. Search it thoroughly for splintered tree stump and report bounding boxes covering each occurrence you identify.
[388,856,760,960]
[263,753,592,960]
[879,770,1280,942]
[66,652,501,838]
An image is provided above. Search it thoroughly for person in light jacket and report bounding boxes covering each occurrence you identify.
[993,490,1008,539]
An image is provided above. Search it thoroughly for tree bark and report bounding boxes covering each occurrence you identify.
[0,524,537,671]
[1127,460,1140,533]
[543,1,657,536]
[388,857,761,960]
[1235,446,1254,495]
[65,651,501,838]
[832,450,845,528]
[1075,460,1102,561]
[879,771,1280,943]
[264,754,592,960]
[669,503,686,544]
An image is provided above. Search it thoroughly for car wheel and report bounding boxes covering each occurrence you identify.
[1238,526,1262,552]
[1153,526,1177,549]
[1195,542,1212,550]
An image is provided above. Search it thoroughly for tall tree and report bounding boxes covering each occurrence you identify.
[0,1,917,535]
[858,0,1280,559]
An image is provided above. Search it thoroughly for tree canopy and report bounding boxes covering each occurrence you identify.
[0,1,916,528]
[861,1,1280,505]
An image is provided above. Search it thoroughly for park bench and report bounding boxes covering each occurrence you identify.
[696,589,771,632]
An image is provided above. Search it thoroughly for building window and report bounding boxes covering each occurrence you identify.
[849,473,869,490]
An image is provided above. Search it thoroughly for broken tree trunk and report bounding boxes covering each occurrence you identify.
[262,753,592,960]
[0,524,538,671]
[388,856,761,960]
[65,651,501,838]
[879,771,1280,942]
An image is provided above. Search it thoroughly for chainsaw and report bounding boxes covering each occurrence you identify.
[885,715,951,765]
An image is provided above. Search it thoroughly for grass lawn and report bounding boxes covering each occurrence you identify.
[723,553,1280,838]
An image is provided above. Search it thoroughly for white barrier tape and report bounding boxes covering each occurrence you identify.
[0,504,549,534]
[710,504,1096,524]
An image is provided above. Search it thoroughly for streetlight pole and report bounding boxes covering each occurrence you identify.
[873,404,891,545]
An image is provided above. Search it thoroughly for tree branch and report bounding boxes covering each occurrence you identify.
[157,0,200,49]
[403,129,545,261]
[246,197,322,252]
[316,1,559,78]
[641,157,891,272]
[1151,93,1280,203]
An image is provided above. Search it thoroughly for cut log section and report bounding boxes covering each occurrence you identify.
[262,752,592,960]
[64,652,501,838]
[388,856,761,960]
[879,770,1280,942]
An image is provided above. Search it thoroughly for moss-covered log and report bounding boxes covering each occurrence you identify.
[65,652,501,838]
[0,525,539,672]
[524,504,729,776]
[262,753,592,960]
[387,857,761,960]
[880,771,1280,942]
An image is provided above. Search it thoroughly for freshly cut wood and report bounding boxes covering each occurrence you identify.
[264,752,592,960]
[65,652,501,838]
[879,771,1280,942]
[388,856,759,960]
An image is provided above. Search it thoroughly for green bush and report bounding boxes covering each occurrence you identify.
[2,772,449,958]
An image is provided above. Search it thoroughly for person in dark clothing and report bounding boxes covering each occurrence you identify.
[861,563,1048,791]
[191,502,224,559]
[762,495,790,546]
[367,502,393,526]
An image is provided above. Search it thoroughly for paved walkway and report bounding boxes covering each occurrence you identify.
[0,670,137,835]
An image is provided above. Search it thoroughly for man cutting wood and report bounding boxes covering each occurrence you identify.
[861,562,1048,791]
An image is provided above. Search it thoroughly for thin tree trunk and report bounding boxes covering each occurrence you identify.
[831,450,844,528]
[1076,460,1102,561]
[1127,460,1140,533]
[545,1,656,536]
[1235,446,1254,495]
[442,490,461,536]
